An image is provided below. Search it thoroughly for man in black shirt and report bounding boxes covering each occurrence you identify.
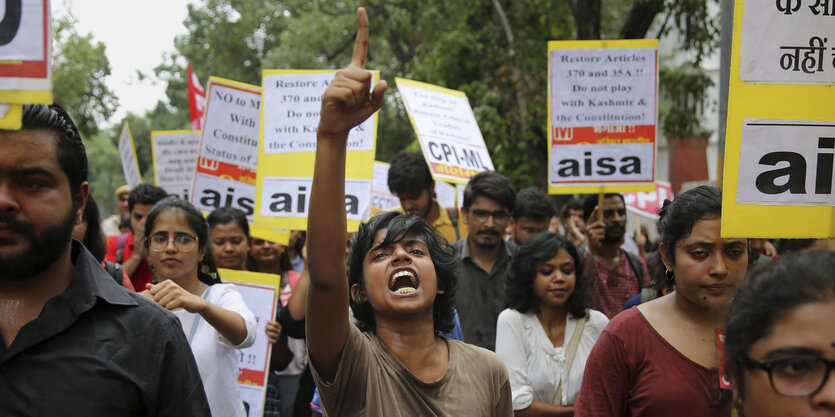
[0,105,210,416]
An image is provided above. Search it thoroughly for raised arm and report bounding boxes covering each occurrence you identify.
[306,7,387,382]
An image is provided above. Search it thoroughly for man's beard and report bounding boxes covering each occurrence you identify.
[0,205,76,282]
[473,228,501,249]
[603,225,625,246]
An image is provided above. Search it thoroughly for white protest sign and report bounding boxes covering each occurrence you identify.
[737,119,835,205]
[623,181,674,219]
[372,161,400,214]
[547,40,658,192]
[118,123,142,189]
[457,183,466,211]
[191,77,261,218]
[740,1,835,84]
[260,177,371,221]
[220,270,279,417]
[151,130,200,200]
[395,78,494,184]
[0,0,52,102]
[261,72,375,154]
[435,180,457,209]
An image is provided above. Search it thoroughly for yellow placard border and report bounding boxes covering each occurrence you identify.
[254,69,379,232]
[0,90,52,105]
[249,226,290,246]
[0,103,23,129]
[218,268,281,290]
[720,0,835,238]
[546,39,659,195]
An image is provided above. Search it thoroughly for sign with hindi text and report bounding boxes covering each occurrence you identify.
[191,77,261,219]
[151,130,200,200]
[721,1,835,238]
[547,39,658,194]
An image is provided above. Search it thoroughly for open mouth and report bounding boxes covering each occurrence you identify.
[389,269,419,295]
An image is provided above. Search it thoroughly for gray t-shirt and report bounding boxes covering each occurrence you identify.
[311,324,513,416]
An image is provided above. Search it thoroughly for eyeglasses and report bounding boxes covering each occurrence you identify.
[148,234,199,252]
[471,209,510,225]
[744,355,835,397]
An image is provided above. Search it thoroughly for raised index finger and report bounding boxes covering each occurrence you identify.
[350,7,369,68]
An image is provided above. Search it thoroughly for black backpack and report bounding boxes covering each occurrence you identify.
[103,261,125,286]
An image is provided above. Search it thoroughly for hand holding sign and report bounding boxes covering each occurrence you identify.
[317,7,387,142]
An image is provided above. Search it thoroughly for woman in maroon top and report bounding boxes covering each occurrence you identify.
[575,186,747,417]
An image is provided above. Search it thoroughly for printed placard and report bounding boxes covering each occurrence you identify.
[254,69,379,232]
[118,122,142,189]
[396,78,494,184]
[260,177,371,223]
[0,0,52,104]
[623,181,674,219]
[218,269,279,417]
[151,130,200,200]
[737,119,835,205]
[191,77,261,219]
[372,161,400,214]
[721,2,835,238]
[435,180,457,209]
[547,40,658,194]
[261,71,375,154]
[740,0,835,84]
[0,103,23,129]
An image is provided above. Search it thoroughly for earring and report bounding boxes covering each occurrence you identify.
[665,269,674,282]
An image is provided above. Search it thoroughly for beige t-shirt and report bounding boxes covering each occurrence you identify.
[311,324,513,416]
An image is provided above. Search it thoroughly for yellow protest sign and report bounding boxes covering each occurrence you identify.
[255,69,379,232]
[249,226,290,246]
[721,1,835,238]
[216,269,279,416]
[547,39,658,194]
[0,104,22,129]
[0,0,52,104]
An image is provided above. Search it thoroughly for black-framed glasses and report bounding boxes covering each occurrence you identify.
[744,355,835,397]
[148,234,199,252]
[470,209,510,225]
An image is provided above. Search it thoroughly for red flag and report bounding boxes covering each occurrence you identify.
[187,63,206,130]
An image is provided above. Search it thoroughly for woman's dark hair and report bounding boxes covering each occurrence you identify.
[80,195,106,261]
[507,232,588,318]
[207,206,250,237]
[658,185,722,265]
[143,197,219,284]
[347,211,457,334]
[724,250,835,400]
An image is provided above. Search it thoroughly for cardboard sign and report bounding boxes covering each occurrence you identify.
[547,40,658,194]
[118,122,142,189]
[0,103,22,129]
[191,77,261,219]
[740,1,835,84]
[218,269,279,417]
[151,130,200,200]
[623,181,674,219]
[255,70,379,231]
[0,0,51,104]
[722,1,835,238]
[395,78,494,184]
[372,161,400,214]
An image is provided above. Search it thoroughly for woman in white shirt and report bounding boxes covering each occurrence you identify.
[496,232,608,416]
[141,197,256,417]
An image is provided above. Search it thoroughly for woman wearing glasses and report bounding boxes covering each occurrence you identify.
[725,250,835,416]
[576,186,747,417]
[141,197,256,417]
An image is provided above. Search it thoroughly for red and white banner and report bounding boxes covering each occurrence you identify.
[187,63,206,130]
[623,181,673,219]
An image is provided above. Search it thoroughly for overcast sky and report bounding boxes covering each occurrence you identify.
[53,0,193,124]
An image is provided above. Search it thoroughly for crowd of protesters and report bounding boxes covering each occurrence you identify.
[2,7,833,417]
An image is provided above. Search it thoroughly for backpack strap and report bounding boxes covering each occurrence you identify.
[553,308,589,405]
[116,233,129,265]
[446,207,460,241]
[623,250,645,291]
